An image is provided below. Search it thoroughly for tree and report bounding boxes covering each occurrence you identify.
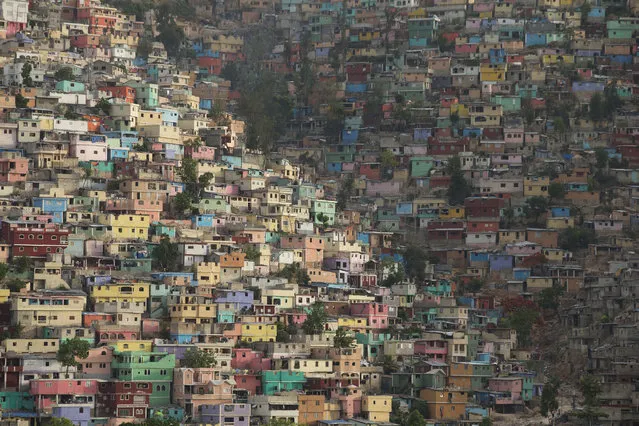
[446,155,472,205]
[45,418,75,426]
[553,117,566,142]
[264,420,296,426]
[15,93,29,108]
[523,196,549,225]
[594,147,609,170]
[12,256,31,274]
[559,227,596,251]
[589,92,604,122]
[505,308,539,348]
[173,192,193,218]
[152,235,179,271]
[466,278,484,293]
[548,182,565,200]
[302,303,328,335]
[379,355,399,374]
[537,285,565,312]
[21,62,33,87]
[182,347,217,368]
[277,263,310,285]
[405,410,427,426]
[54,67,75,81]
[336,174,355,211]
[120,418,180,426]
[242,245,261,263]
[404,245,427,283]
[541,377,560,417]
[579,375,601,407]
[479,418,493,426]
[6,279,26,293]
[0,263,9,282]
[57,337,90,374]
[96,98,111,115]
[333,327,355,348]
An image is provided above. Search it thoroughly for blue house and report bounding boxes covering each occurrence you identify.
[414,128,432,141]
[551,207,571,217]
[525,33,546,47]
[489,255,514,272]
[33,196,69,224]
[192,214,217,228]
[469,251,490,263]
[156,108,179,127]
[109,147,129,160]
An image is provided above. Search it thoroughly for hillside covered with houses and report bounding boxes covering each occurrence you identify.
[0,0,637,425]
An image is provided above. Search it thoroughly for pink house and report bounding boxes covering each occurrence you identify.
[350,302,389,329]
[30,379,99,410]
[173,368,234,416]
[414,339,448,360]
[524,132,541,145]
[342,162,356,172]
[85,239,104,257]
[488,377,523,402]
[185,145,216,160]
[231,348,272,371]
[456,44,479,55]
[365,181,402,197]
[0,158,28,182]
[76,347,113,379]
[504,127,524,144]
[504,242,542,257]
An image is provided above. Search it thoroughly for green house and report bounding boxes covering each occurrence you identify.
[126,80,159,108]
[197,197,230,214]
[311,199,337,225]
[471,363,494,391]
[111,351,175,407]
[0,391,35,412]
[55,80,85,93]
[262,370,306,395]
[151,223,177,239]
[491,95,521,112]
[410,156,434,178]
[355,332,390,360]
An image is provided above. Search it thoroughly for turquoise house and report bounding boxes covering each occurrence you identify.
[0,391,35,412]
[410,156,434,178]
[491,95,521,112]
[55,80,86,93]
[262,370,306,395]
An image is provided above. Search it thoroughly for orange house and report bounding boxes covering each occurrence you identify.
[99,86,136,104]
[219,252,246,268]
[83,115,102,132]
[420,388,468,421]
[526,228,559,248]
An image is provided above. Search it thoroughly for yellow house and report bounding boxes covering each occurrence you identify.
[0,289,10,303]
[4,339,59,354]
[542,248,570,262]
[546,216,575,229]
[362,395,392,422]
[90,283,150,306]
[307,269,337,283]
[542,54,574,66]
[347,294,376,303]
[196,262,221,286]
[261,288,295,309]
[111,340,154,352]
[439,206,465,219]
[169,295,217,323]
[450,103,469,119]
[97,213,150,240]
[480,63,507,81]
[11,291,86,327]
[240,323,277,343]
[338,316,368,330]
[290,358,334,375]
[498,230,526,245]
[524,176,550,197]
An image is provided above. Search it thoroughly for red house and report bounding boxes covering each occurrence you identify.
[426,220,465,241]
[231,348,272,371]
[467,218,500,233]
[464,197,504,218]
[0,220,69,258]
[99,86,136,104]
[96,381,152,419]
[345,63,371,83]
[359,163,381,181]
[234,373,261,395]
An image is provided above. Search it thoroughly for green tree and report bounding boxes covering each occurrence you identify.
[404,245,427,282]
[302,303,328,335]
[336,174,355,211]
[333,327,355,348]
[14,93,28,108]
[57,337,90,374]
[506,308,539,347]
[446,155,472,205]
[45,418,75,426]
[6,279,26,292]
[379,355,399,374]
[594,147,609,170]
[96,98,111,115]
[589,92,604,122]
[276,263,310,285]
[182,347,217,368]
[603,82,621,119]
[152,235,180,271]
[0,263,9,282]
[12,256,31,274]
[21,62,33,87]
[264,419,296,426]
[559,227,596,251]
[242,245,261,263]
[523,196,549,225]
[324,101,345,144]
[553,117,566,142]
[540,377,560,417]
[548,182,565,200]
[537,285,565,312]
[466,278,484,293]
[579,374,601,407]
[405,410,427,426]
[54,67,75,81]
[479,418,493,426]
[173,192,193,217]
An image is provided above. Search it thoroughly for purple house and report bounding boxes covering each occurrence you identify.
[52,404,92,426]
[323,256,350,272]
[200,403,251,426]
[215,289,254,311]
